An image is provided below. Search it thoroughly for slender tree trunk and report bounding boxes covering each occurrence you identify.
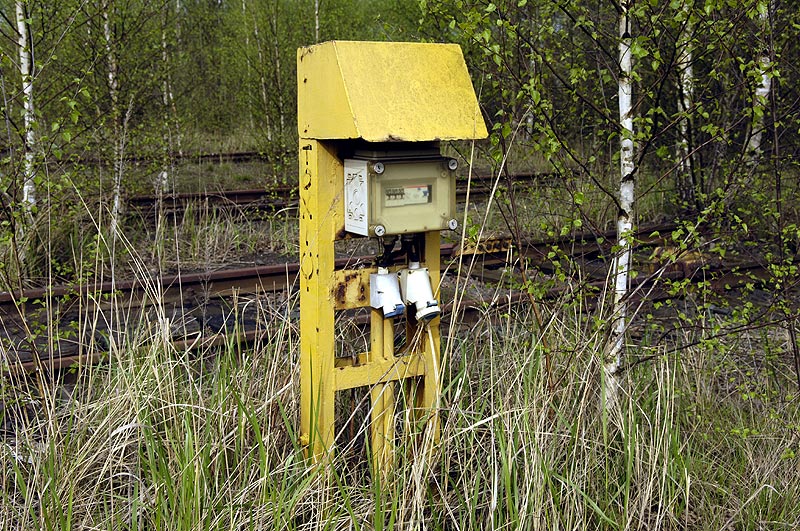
[605,0,635,414]
[241,0,256,130]
[104,3,124,242]
[153,10,173,264]
[172,0,182,156]
[16,1,36,211]
[251,6,272,140]
[159,15,171,195]
[173,0,182,56]
[677,6,695,207]
[314,0,320,42]
[746,0,772,165]
[157,4,179,198]
[269,3,285,137]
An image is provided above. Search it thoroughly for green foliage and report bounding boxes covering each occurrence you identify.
[0,0,423,285]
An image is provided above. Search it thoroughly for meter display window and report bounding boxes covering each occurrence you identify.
[384,184,432,207]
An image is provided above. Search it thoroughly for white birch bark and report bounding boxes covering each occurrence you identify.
[160,21,169,194]
[16,1,36,211]
[249,4,272,140]
[605,0,635,414]
[151,12,170,264]
[746,0,772,164]
[314,0,320,42]
[172,0,182,156]
[158,6,176,195]
[104,3,124,242]
[240,0,257,130]
[269,3,285,136]
[677,6,694,203]
[174,0,182,46]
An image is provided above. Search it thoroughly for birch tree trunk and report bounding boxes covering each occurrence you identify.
[269,2,285,137]
[159,4,177,195]
[604,0,635,414]
[104,2,125,242]
[250,4,272,140]
[240,0,256,130]
[677,5,695,207]
[746,0,772,165]
[172,0,182,156]
[16,0,36,212]
[314,0,320,42]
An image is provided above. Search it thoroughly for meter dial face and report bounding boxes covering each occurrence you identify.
[384,184,431,208]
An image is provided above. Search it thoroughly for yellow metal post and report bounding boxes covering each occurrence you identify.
[298,139,341,460]
[402,232,442,441]
[419,231,443,439]
[369,311,396,474]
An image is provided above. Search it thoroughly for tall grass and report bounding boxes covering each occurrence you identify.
[2,272,799,529]
[1,154,798,529]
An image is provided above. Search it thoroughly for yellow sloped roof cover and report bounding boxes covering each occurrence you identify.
[298,41,487,142]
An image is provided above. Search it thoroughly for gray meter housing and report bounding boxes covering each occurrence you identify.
[344,148,458,237]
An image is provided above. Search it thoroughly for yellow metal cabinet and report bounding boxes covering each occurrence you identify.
[297,40,486,473]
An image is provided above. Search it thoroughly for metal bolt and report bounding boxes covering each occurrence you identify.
[447,219,458,231]
[447,159,458,171]
[374,225,386,237]
[373,162,385,174]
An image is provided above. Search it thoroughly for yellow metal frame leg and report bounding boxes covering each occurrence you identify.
[416,231,443,442]
[370,310,396,474]
[299,139,341,461]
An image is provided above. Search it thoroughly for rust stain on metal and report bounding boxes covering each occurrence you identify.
[455,236,513,257]
[332,269,373,310]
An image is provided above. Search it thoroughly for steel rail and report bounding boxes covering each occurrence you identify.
[6,254,772,374]
[0,222,678,313]
[127,171,566,217]
[57,150,281,166]
[5,222,780,374]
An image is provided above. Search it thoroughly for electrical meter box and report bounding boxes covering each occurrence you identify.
[344,146,458,237]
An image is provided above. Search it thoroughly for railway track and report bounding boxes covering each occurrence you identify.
[127,171,569,218]
[1,222,784,373]
[0,221,676,316]
[62,150,279,166]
